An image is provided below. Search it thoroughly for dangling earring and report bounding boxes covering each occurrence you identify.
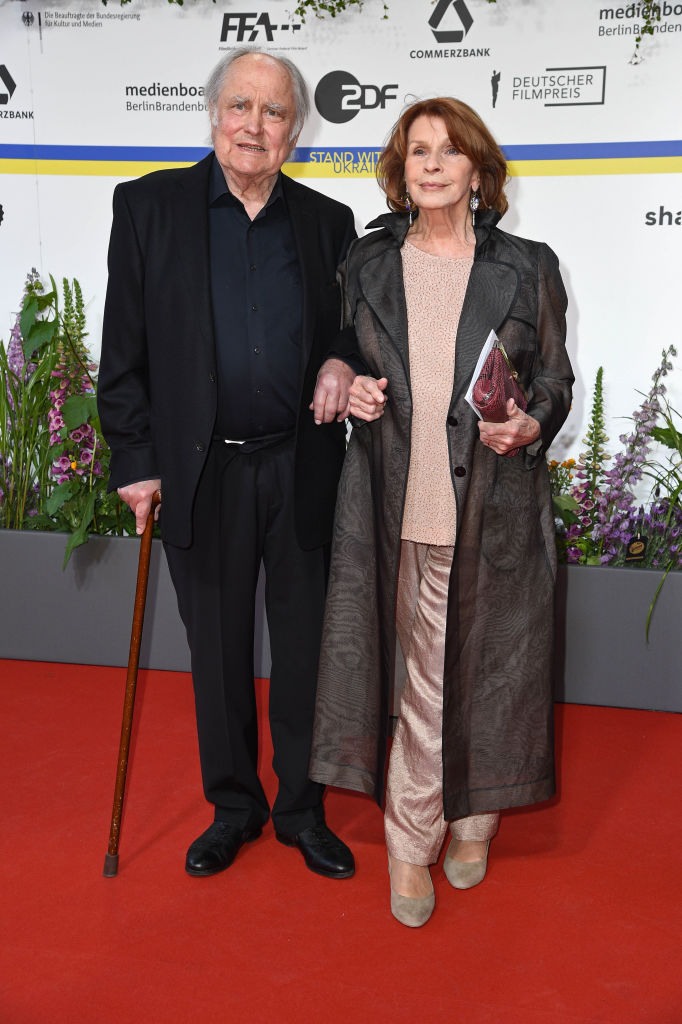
[469,188,480,226]
[403,184,414,226]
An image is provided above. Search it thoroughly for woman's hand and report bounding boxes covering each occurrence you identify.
[478,398,541,455]
[349,375,388,422]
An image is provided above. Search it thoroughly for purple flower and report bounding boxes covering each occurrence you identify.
[594,346,676,560]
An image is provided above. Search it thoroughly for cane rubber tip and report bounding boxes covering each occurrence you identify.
[103,853,119,877]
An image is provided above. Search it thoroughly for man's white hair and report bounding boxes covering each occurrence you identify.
[205,47,310,145]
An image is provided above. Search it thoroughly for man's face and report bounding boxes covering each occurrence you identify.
[211,54,298,188]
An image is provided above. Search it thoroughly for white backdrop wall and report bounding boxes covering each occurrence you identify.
[1,0,681,461]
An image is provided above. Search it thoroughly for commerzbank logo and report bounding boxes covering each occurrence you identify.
[0,65,17,105]
[0,63,32,119]
[428,0,473,42]
[412,0,489,60]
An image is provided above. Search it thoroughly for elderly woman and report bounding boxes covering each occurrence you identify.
[309,98,573,927]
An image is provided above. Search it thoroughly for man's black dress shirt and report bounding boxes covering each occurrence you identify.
[209,156,303,439]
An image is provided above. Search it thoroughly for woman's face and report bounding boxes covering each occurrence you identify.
[403,114,480,216]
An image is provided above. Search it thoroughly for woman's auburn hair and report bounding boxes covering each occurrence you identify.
[377,97,509,216]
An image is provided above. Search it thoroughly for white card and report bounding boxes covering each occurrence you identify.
[464,329,498,419]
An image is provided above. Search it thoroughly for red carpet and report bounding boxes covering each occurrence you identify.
[1,659,681,1024]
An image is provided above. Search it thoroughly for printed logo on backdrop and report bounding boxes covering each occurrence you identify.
[220,13,303,47]
[0,64,31,118]
[22,12,35,28]
[490,70,501,108]
[0,65,16,105]
[36,10,141,29]
[509,67,607,107]
[412,0,490,59]
[645,205,682,226]
[429,0,473,42]
[597,3,682,39]
[125,82,207,115]
[314,71,398,124]
[302,147,384,177]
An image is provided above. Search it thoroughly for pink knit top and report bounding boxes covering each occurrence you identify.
[400,241,473,545]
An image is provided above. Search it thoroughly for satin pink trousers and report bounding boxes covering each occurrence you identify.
[385,541,499,865]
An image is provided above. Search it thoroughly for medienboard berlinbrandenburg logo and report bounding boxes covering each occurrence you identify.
[428,0,473,43]
[0,65,17,105]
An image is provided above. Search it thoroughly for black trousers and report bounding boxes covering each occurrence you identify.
[164,437,327,834]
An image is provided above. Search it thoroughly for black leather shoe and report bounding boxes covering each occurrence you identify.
[275,823,355,879]
[185,822,262,877]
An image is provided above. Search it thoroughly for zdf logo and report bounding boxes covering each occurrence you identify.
[314,70,398,124]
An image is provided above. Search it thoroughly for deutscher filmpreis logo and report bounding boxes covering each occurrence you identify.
[511,66,606,106]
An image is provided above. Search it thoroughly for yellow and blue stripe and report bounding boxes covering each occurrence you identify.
[1,141,680,178]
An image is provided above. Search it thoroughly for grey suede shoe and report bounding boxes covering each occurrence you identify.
[388,856,435,928]
[443,839,490,890]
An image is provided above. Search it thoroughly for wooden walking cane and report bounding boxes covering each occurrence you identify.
[103,490,161,877]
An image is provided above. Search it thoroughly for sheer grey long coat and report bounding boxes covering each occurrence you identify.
[309,209,574,821]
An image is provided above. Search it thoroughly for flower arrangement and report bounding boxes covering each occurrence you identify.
[0,271,136,565]
[549,345,681,635]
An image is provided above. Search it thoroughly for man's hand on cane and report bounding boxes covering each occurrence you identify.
[118,478,162,535]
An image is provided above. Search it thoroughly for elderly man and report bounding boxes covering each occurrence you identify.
[98,50,357,879]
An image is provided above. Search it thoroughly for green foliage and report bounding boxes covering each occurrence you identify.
[0,271,138,564]
[632,2,662,61]
[0,272,56,530]
[579,366,610,500]
[102,0,390,18]
[553,367,611,565]
[552,491,579,526]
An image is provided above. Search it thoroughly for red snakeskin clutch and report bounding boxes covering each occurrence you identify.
[471,341,527,457]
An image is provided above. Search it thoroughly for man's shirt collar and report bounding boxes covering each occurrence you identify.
[209,153,284,211]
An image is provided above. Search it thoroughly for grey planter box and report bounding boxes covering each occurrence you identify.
[0,531,679,711]
[553,564,681,712]
[0,529,271,676]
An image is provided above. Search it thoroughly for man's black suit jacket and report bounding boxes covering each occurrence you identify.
[98,153,357,550]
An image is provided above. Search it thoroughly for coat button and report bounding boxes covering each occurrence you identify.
[195,442,205,453]
[454,466,466,477]
[208,371,216,383]
[447,415,458,426]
